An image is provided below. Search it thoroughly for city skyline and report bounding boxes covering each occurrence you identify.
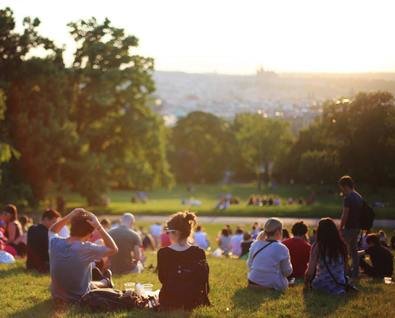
[3,0,395,74]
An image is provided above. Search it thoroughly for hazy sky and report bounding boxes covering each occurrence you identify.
[4,0,395,74]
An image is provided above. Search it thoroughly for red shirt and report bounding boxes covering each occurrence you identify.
[283,237,311,278]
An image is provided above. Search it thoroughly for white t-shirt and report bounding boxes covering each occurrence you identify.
[230,234,244,256]
[150,224,162,237]
[194,231,209,250]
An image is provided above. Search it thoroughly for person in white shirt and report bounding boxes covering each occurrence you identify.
[247,218,292,291]
[231,228,244,256]
[194,225,210,250]
[150,222,162,249]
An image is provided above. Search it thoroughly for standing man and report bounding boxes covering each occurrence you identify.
[338,175,363,279]
[109,213,143,274]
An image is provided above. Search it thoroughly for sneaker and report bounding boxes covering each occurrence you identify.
[103,269,114,288]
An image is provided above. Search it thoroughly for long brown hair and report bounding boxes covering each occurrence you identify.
[316,218,347,263]
[4,204,18,222]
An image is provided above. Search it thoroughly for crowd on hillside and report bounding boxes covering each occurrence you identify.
[0,176,394,312]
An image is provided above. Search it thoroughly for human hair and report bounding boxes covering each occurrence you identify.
[366,233,380,246]
[264,218,283,237]
[243,232,251,241]
[221,228,230,237]
[235,228,244,235]
[42,208,61,221]
[166,211,197,240]
[100,218,111,228]
[70,212,95,238]
[3,204,17,222]
[316,218,347,263]
[338,175,354,189]
[19,215,31,232]
[291,221,308,236]
[282,229,290,239]
[121,213,135,227]
[196,225,202,232]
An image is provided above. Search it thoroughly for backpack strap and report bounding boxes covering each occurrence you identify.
[322,256,347,288]
[251,241,275,262]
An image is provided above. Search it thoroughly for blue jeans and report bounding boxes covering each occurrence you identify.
[343,229,360,278]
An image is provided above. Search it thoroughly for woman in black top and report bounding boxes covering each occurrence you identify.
[157,211,210,311]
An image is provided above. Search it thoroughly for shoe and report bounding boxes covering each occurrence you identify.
[103,269,114,288]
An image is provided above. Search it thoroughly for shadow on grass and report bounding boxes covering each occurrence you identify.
[0,265,32,278]
[8,299,58,318]
[8,298,189,318]
[231,287,282,312]
[302,289,355,318]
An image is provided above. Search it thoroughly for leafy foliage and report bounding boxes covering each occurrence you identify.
[169,111,234,183]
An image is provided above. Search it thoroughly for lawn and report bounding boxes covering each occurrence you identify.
[60,184,395,219]
[1,256,395,318]
[1,224,395,318]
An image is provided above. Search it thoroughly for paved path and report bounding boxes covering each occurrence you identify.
[104,214,395,228]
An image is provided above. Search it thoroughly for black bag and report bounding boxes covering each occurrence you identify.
[80,288,159,312]
[360,200,375,230]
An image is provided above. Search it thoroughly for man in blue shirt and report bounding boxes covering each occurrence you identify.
[49,208,118,303]
[338,175,363,279]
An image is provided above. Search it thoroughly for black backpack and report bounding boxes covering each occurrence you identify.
[360,200,375,230]
[163,254,210,310]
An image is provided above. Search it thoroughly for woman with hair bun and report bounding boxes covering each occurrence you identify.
[157,211,210,311]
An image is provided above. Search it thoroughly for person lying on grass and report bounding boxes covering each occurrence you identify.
[49,208,118,303]
[247,218,293,291]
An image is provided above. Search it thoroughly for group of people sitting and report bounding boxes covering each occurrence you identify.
[0,175,394,311]
[247,195,282,207]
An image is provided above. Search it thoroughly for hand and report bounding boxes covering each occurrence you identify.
[70,208,85,217]
[85,212,101,229]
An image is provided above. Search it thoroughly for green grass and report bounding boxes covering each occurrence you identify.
[1,224,395,317]
[60,184,395,219]
[1,255,395,317]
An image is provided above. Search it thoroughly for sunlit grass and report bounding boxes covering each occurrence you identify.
[1,254,394,318]
[61,184,394,219]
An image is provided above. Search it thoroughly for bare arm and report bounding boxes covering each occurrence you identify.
[133,245,141,261]
[340,207,349,230]
[49,208,83,234]
[86,213,118,257]
[305,244,319,289]
[7,223,17,243]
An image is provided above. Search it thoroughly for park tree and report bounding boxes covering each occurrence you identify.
[0,89,16,179]
[233,113,293,189]
[5,58,77,203]
[321,92,395,187]
[0,8,65,205]
[66,18,173,204]
[169,111,234,183]
[284,91,395,187]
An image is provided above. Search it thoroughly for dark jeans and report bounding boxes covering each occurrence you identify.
[359,256,380,278]
[343,229,360,278]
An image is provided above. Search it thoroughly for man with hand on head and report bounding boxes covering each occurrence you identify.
[49,208,118,303]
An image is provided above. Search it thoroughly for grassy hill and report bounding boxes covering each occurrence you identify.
[57,184,395,219]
